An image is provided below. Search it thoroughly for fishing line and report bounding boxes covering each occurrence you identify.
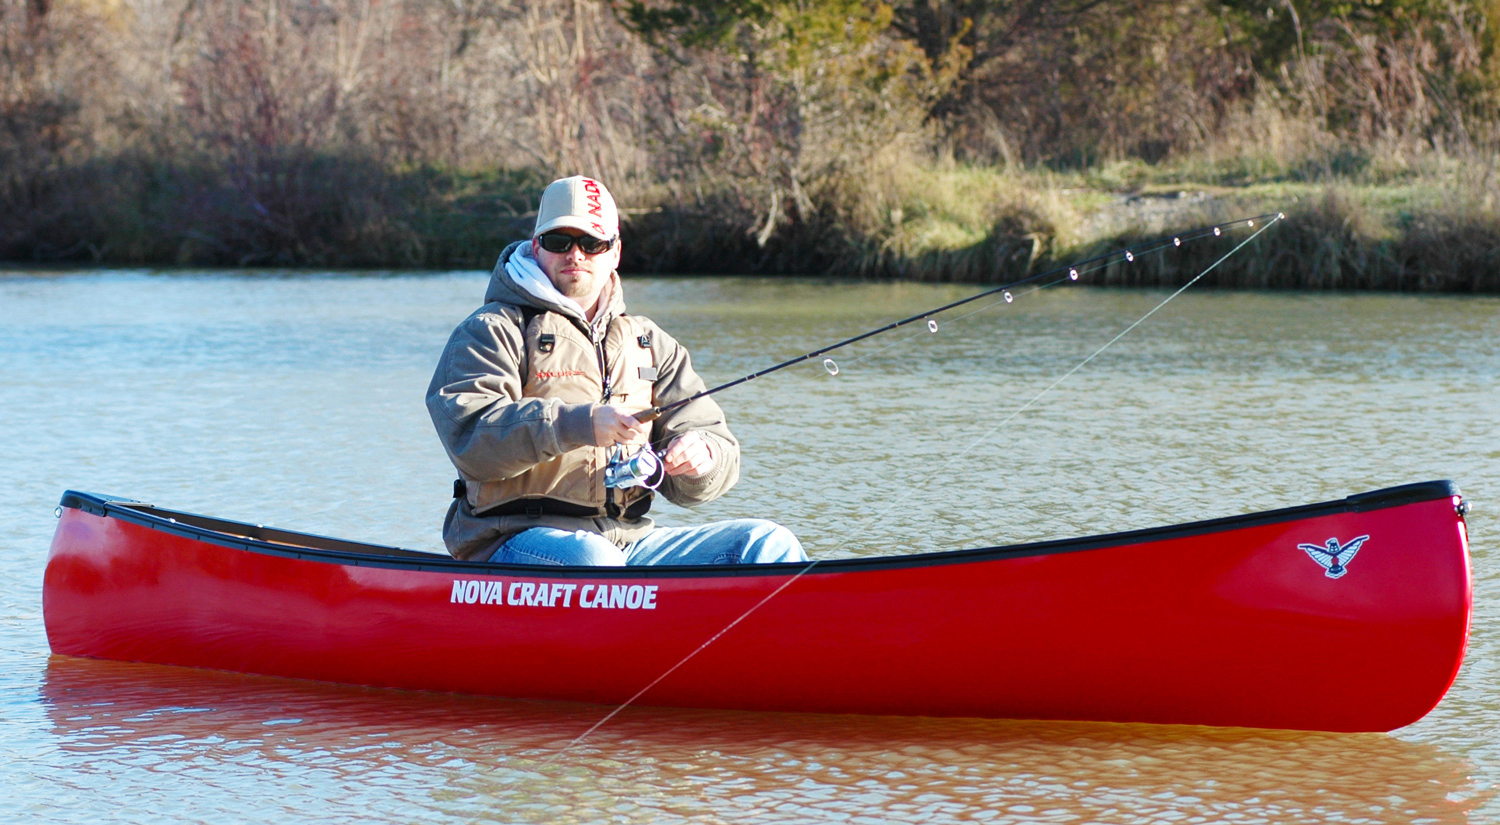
[549,212,1285,761]
[790,216,1284,551]
[879,213,1285,496]
[827,251,1122,373]
[827,293,1010,374]
[826,217,1273,375]
[634,214,1282,422]
[545,567,811,762]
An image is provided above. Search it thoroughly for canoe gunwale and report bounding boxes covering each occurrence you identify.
[56,480,1464,578]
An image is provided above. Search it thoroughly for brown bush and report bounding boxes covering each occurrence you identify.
[2,0,1498,286]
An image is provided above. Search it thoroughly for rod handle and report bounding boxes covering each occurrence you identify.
[634,408,663,424]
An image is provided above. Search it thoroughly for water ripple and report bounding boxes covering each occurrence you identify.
[2,273,1497,823]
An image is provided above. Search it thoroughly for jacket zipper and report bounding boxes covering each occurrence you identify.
[596,319,620,518]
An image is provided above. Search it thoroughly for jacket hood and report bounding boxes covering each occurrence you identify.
[483,240,625,327]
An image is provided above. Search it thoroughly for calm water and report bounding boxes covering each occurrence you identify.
[1,270,1497,823]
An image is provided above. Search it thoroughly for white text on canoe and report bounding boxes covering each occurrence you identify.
[449,579,659,609]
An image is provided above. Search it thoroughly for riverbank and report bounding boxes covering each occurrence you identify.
[8,0,1497,289]
[5,154,1498,291]
[625,153,1500,291]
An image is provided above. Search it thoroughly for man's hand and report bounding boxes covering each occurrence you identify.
[661,431,714,478]
[592,404,650,447]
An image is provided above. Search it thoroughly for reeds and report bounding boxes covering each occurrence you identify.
[1068,182,1500,292]
[5,147,1498,292]
[621,152,1500,292]
[2,152,543,268]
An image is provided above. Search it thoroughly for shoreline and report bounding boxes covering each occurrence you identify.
[5,163,1497,292]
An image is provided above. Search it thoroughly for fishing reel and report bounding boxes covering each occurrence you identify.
[604,444,664,490]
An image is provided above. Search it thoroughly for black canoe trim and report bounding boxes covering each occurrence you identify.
[56,481,1461,579]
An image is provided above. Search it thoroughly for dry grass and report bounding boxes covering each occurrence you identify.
[619,145,1500,291]
[7,147,1498,293]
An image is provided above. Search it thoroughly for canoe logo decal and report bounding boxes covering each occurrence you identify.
[1298,535,1369,579]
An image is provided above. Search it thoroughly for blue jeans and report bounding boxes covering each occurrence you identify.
[488,519,806,566]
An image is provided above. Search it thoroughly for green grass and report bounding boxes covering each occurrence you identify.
[809,156,1500,290]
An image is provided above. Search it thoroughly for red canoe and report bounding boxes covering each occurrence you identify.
[43,481,1471,732]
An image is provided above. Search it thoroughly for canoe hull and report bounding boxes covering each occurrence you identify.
[43,483,1472,731]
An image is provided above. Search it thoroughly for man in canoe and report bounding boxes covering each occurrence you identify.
[427,175,806,566]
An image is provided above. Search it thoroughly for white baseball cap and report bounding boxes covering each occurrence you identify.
[534,176,620,241]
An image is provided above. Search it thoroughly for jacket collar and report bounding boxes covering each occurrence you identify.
[485,240,628,332]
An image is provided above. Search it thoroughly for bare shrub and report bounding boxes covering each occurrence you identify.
[0,0,125,256]
[615,0,949,265]
[888,0,1249,166]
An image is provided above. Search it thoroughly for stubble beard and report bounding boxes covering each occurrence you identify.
[535,239,617,314]
[553,267,604,303]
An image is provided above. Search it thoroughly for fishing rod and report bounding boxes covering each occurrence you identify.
[633,211,1284,425]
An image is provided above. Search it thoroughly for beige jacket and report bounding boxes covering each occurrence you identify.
[426,241,740,560]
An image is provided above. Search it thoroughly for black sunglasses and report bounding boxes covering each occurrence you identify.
[537,232,616,255]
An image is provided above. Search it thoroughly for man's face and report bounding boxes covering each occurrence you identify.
[532,229,621,308]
